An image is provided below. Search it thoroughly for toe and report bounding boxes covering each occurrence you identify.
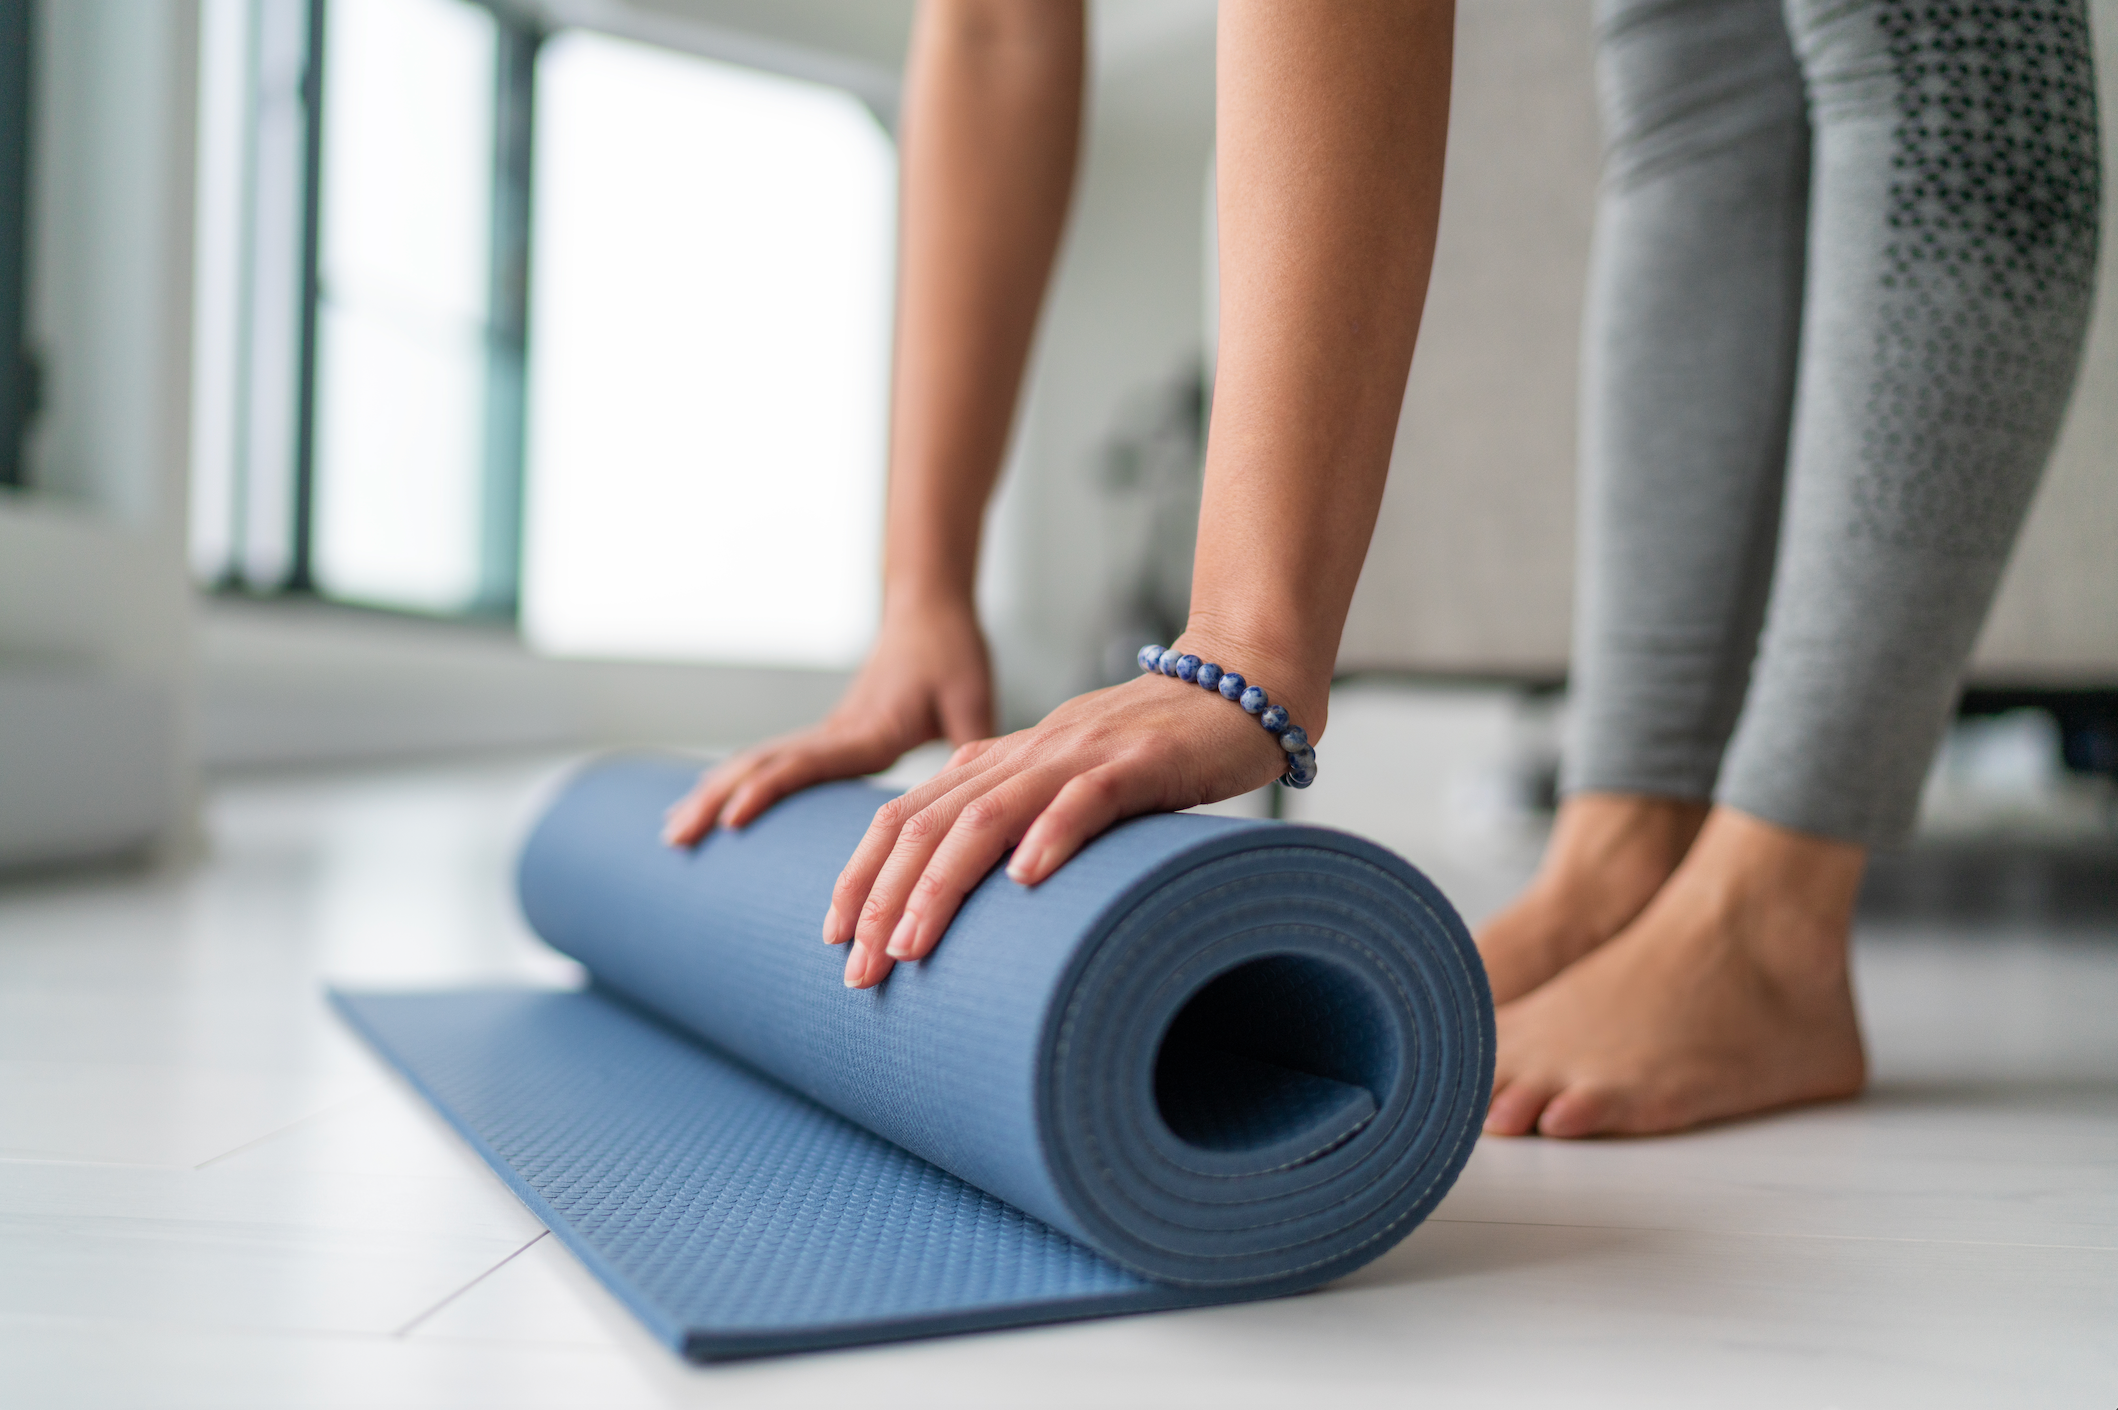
[1483,1077,1559,1137]
[1536,1082,1617,1139]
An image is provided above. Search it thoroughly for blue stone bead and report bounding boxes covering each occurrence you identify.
[1239,685,1267,714]
[1158,648,1183,676]
[1287,747,1316,772]
[1175,654,1201,683]
[1196,662,1222,691]
[1278,726,1308,753]
[1218,672,1245,701]
[1283,765,1316,789]
[1138,644,1164,673]
[1259,705,1290,735]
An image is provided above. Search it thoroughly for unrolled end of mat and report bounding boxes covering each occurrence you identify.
[330,985,1273,1360]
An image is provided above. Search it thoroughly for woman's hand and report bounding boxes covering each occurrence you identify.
[826,642,1321,988]
[661,600,993,845]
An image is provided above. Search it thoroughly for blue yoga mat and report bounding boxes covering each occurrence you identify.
[334,755,1493,1359]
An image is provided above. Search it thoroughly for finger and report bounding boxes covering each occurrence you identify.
[886,767,1059,961]
[719,728,901,830]
[849,772,1006,957]
[661,750,764,846]
[825,793,913,945]
[823,743,1015,944]
[1004,761,1154,886]
[843,933,897,989]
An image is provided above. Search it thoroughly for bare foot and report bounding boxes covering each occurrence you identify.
[1483,806,1868,1139]
[1475,793,1709,1005]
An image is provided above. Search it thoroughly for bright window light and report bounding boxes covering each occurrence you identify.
[521,32,895,668]
[311,0,495,613]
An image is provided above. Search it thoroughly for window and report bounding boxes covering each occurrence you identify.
[520,32,894,668]
[310,0,498,613]
[189,3,897,669]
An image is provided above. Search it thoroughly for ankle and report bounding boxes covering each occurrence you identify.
[1676,807,1865,979]
[1536,793,1708,918]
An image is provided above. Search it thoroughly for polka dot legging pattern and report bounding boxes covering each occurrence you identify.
[1563,0,2101,844]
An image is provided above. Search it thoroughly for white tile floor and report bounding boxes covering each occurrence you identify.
[4,701,2116,1407]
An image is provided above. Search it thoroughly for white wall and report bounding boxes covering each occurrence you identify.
[1972,0,2118,683]
[1340,0,1599,678]
[0,0,200,865]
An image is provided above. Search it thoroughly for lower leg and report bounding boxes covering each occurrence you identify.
[1482,0,2098,1138]
[1475,791,1707,1004]
[1715,0,2101,844]
[1485,805,1866,1138]
[1511,0,1811,996]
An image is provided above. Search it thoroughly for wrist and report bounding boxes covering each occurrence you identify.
[880,578,980,628]
[1168,620,1332,741]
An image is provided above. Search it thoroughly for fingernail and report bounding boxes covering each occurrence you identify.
[821,904,842,944]
[885,911,920,959]
[1007,848,1039,884]
[843,944,867,987]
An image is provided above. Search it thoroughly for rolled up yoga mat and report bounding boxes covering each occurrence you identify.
[333,755,1493,1359]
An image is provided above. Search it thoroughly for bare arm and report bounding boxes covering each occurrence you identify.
[1186,0,1453,732]
[833,1,1456,986]
[664,0,1083,843]
[886,0,1083,617]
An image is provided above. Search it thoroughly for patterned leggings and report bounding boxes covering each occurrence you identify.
[1562,0,2102,844]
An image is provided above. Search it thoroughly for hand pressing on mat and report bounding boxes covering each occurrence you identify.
[661,601,992,843]
[828,639,1322,988]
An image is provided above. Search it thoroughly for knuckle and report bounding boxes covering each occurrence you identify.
[899,808,944,845]
[958,796,1007,834]
[872,798,907,831]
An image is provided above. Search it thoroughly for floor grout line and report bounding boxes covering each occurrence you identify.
[394,1230,550,1338]
[191,1093,374,1170]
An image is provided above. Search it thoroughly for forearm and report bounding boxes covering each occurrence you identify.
[885,0,1084,613]
[1181,1,1455,732]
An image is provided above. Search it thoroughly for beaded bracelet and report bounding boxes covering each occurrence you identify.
[1136,644,1317,789]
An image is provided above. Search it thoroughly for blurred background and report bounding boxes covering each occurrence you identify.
[0,0,2113,880]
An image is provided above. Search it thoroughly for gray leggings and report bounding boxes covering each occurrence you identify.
[1561,0,2103,845]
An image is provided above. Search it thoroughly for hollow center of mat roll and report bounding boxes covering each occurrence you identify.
[1151,954,1388,1169]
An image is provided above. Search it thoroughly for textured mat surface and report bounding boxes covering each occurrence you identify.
[334,988,1213,1358]
[336,756,1493,1359]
